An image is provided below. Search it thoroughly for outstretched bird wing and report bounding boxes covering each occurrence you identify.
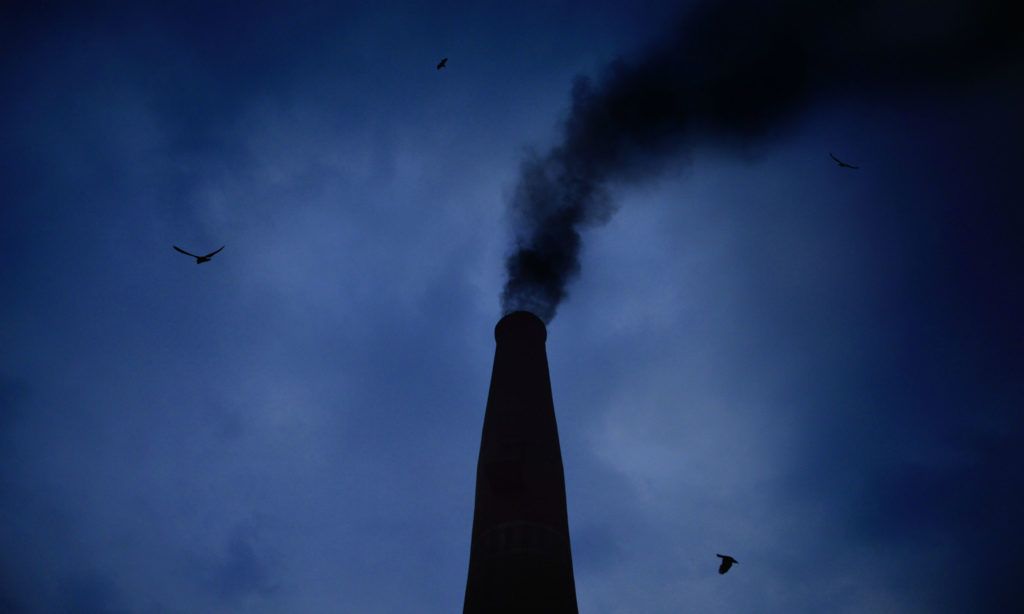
[716,554,736,574]
[203,246,225,259]
[173,245,200,258]
[830,152,859,168]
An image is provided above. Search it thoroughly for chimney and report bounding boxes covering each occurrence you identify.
[463,311,579,613]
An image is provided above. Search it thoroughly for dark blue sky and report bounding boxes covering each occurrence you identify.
[2,1,1022,612]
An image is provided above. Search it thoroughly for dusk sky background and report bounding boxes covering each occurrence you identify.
[2,1,1022,612]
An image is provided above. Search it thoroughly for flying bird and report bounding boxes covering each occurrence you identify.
[173,245,224,264]
[829,152,859,169]
[716,554,738,575]
[436,57,447,70]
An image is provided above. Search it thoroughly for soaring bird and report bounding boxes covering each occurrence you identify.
[173,245,224,264]
[829,152,859,169]
[436,57,448,70]
[717,554,738,575]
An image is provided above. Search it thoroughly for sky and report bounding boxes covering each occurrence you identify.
[1,1,1022,612]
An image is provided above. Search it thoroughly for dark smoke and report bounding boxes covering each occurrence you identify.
[501,0,1021,322]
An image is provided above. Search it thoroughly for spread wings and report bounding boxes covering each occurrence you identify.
[830,152,859,169]
[716,554,737,574]
[174,245,224,259]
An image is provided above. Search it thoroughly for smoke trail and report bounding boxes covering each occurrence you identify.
[501,0,1021,322]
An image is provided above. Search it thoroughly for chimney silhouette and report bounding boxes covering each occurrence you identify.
[464,311,578,613]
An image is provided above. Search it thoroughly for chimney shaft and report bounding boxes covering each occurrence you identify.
[463,311,579,613]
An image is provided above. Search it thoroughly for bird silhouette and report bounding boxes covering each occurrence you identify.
[173,245,224,264]
[436,57,448,70]
[717,554,738,574]
[829,152,859,169]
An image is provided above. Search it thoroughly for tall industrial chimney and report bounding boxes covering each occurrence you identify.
[464,311,579,613]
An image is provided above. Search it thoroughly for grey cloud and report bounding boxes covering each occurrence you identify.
[209,527,279,603]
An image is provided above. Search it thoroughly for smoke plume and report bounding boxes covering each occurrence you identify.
[501,0,1021,322]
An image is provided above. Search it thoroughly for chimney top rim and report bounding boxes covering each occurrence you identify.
[495,311,547,343]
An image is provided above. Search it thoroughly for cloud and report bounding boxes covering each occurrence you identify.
[0,375,29,431]
[60,572,127,614]
[208,526,280,604]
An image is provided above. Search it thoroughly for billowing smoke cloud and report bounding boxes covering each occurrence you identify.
[501,0,1021,322]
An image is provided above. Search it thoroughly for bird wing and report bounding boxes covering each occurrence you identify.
[174,245,200,258]
[203,246,225,258]
[846,163,859,169]
[829,152,842,164]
